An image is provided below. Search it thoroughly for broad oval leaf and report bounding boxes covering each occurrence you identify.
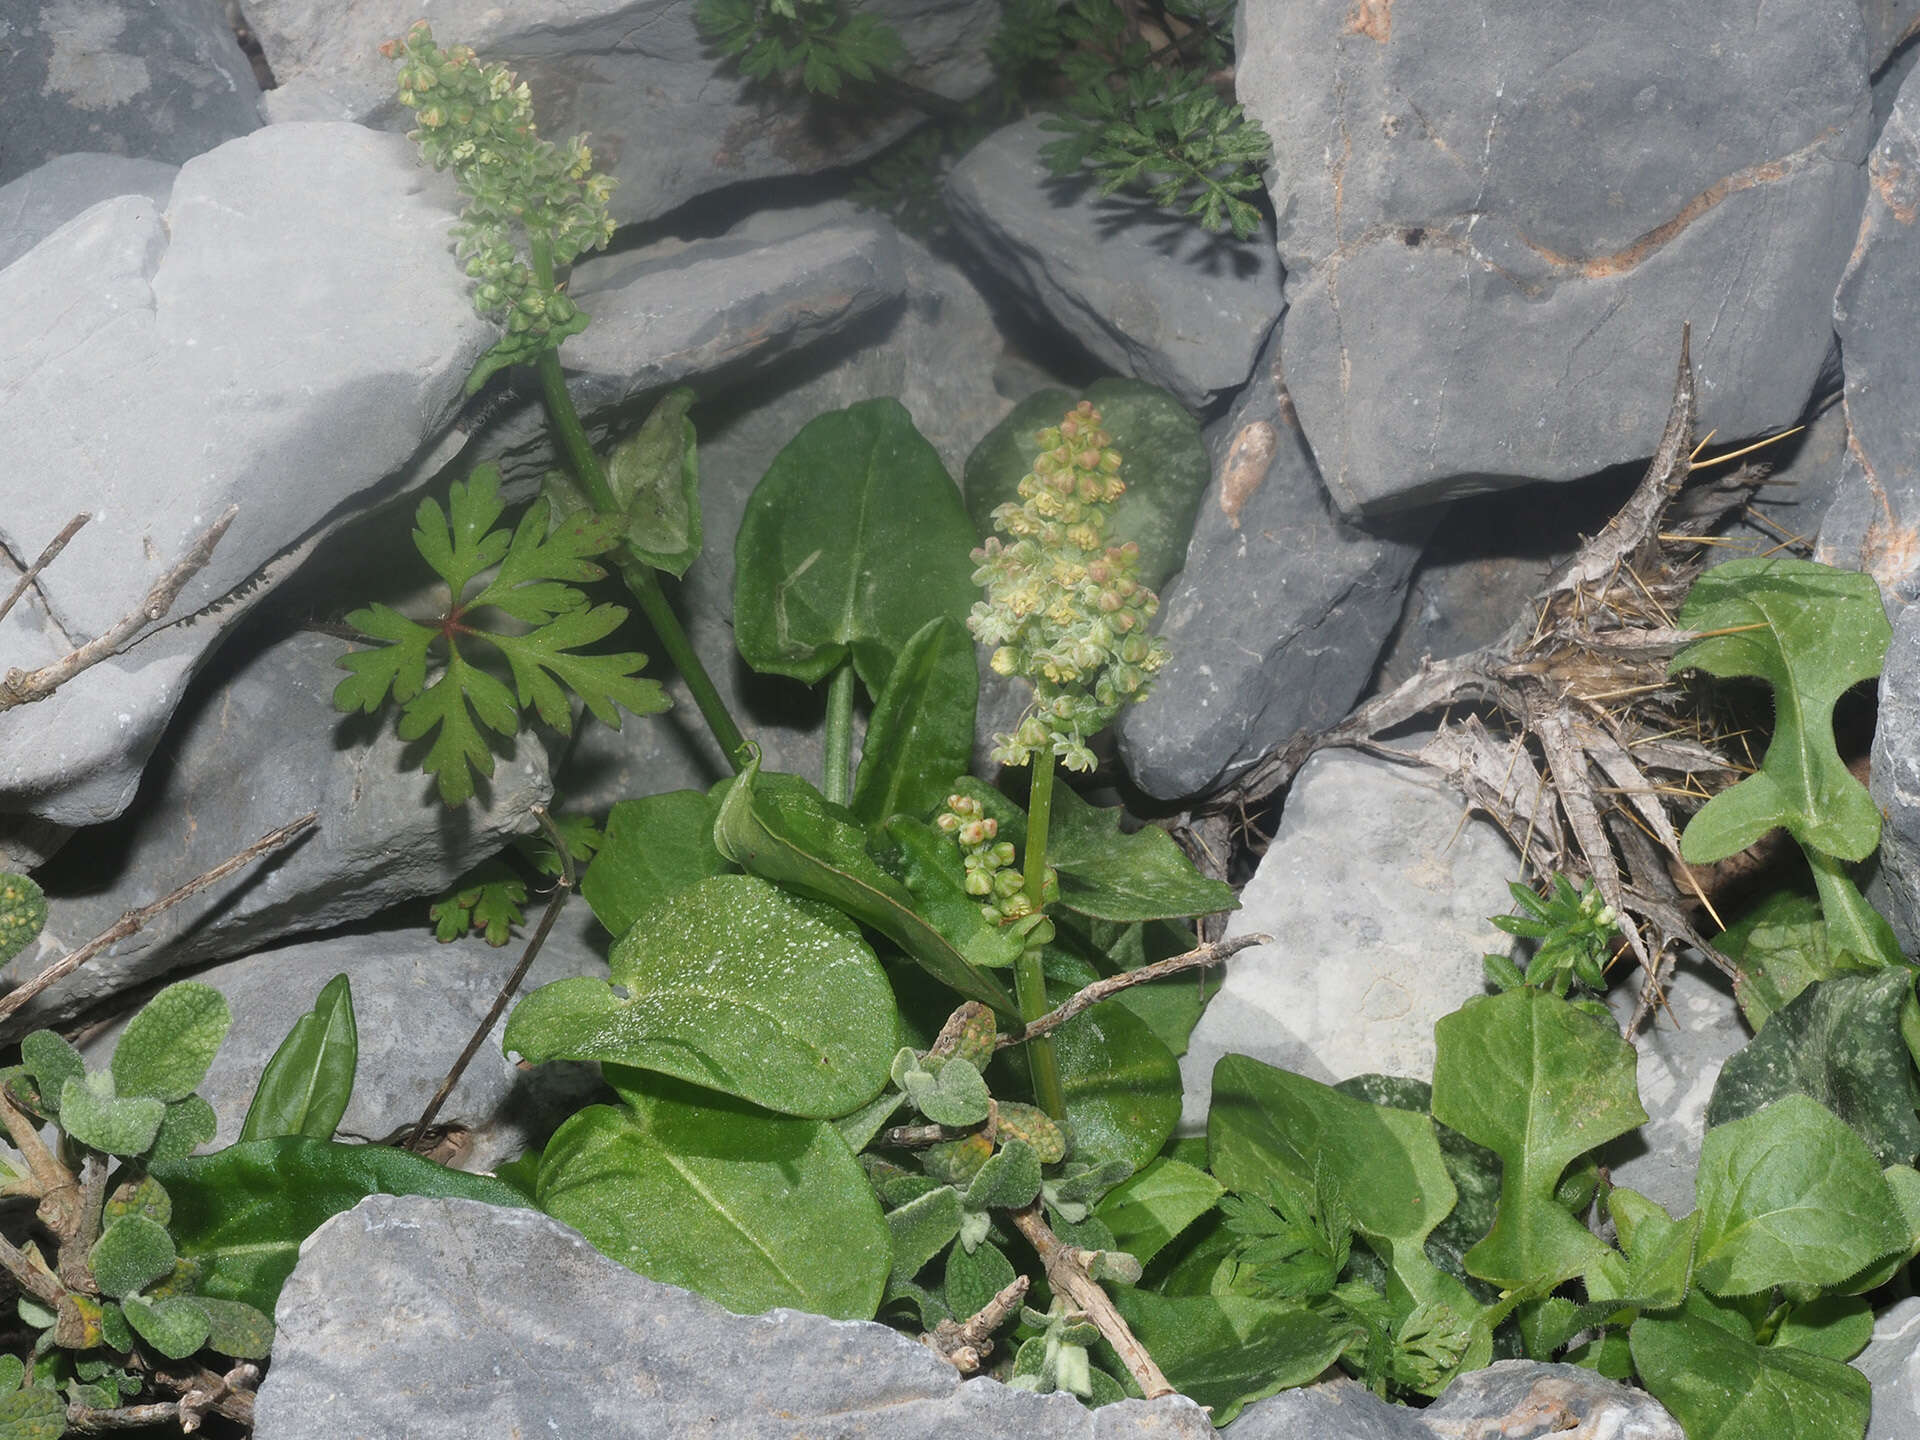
[60,1074,164,1157]
[580,787,730,938]
[1109,1289,1355,1426]
[1052,996,1182,1173]
[155,1138,529,1313]
[733,398,980,691]
[536,1078,889,1320]
[113,982,231,1102]
[714,758,1017,1018]
[239,973,358,1144]
[504,873,895,1119]
[851,616,978,831]
[193,1295,274,1360]
[1631,1304,1869,1440]
[122,1294,210,1360]
[1094,1157,1224,1268]
[0,1387,64,1440]
[89,1214,177,1300]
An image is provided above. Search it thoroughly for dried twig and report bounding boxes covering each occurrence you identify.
[1008,1205,1173,1399]
[998,934,1267,1049]
[406,805,573,1152]
[145,1361,257,1430]
[0,507,236,711]
[0,810,318,1025]
[921,1274,1030,1374]
[0,513,89,629]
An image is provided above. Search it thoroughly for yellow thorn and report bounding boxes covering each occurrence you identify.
[1692,426,1804,471]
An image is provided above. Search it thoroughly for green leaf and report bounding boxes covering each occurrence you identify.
[963,379,1212,592]
[19,1031,82,1118]
[1693,1095,1906,1296]
[0,873,46,966]
[537,1077,889,1320]
[155,1137,529,1313]
[1108,1290,1355,1424]
[733,398,980,692]
[581,788,731,938]
[150,1094,217,1165]
[240,973,358,1144]
[964,1138,1043,1212]
[59,1073,165,1157]
[944,1237,1017,1319]
[886,816,1027,970]
[1093,1157,1223,1267]
[850,617,977,831]
[713,758,1017,1017]
[900,1057,991,1128]
[121,1294,210,1360]
[0,1387,65,1440]
[88,1214,176,1300]
[1051,997,1182,1174]
[886,1185,963,1281]
[953,778,1236,923]
[1706,970,1920,1167]
[192,1296,274,1360]
[430,864,527,945]
[1631,1305,1869,1440]
[549,387,704,577]
[1067,916,1219,1057]
[1773,1295,1873,1362]
[113,982,230,1102]
[486,602,668,735]
[1431,989,1645,1288]
[1671,557,1890,864]
[1716,890,1853,1031]
[504,873,895,1119]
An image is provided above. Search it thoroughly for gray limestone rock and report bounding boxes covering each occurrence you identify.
[10,629,549,1035]
[1239,0,1872,514]
[0,123,495,828]
[1227,1381,1438,1439]
[1818,60,1920,605]
[1600,960,1749,1218]
[1856,1294,1920,1440]
[1117,328,1430,802]
[0,0,260,187]
[252,1194,1215,1440]
[79,914,609,1173]
[945,118,1283,411]
[1178,748,1518,1131]
[1871,602,1920,950]
[0,152,178,271]
[246,0,996,227]
[1424,1361,1682,1439]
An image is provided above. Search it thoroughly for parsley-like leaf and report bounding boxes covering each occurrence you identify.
[430,860,529,946]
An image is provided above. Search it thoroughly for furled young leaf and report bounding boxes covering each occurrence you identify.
[733,398,980,692]
[1670,558,1890,864]
[504,873,895,1120]
[538,1076,890,1320]
[1631,1304,1869,1440]
[1431,989,1645,1289]
[59,1073,165,1157]
[1693,1095,1906,1296]
[953,777,1236,923]
[1094,1158,1223,1268]
[886,1185,963,1281]
[580,787,731,938]
[88,1215,177,1300]
[155,1138,528,1313]
[1109,1290,1356,1424]
[1706,970,1920,1168]
[714,758,1017,1017]
[547,387,704,577]
[963,379,1213,592]
[113,981,230,1102]
[122,1294,210,1360]
[851,616,977,830]
[239,973,357,1145]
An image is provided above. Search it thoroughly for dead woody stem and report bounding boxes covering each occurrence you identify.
[1009,1205,1174,1399]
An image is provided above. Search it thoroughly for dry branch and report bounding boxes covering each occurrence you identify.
[0,513,89,630]
[998,934,1267,1048]
[1008,1204,1174,1399]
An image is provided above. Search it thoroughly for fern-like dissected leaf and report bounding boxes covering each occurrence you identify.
[430,862,529,945]
[333,463,669,806]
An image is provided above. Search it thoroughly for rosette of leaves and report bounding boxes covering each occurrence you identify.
[381,22,617,392]
[333,464,668,806]
[694,0,905,96]
[1482,873,1620,1002]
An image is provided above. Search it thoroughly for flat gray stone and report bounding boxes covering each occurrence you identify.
[945,118,1283,411]
[1855,1294,1920,1440]
[0,122,495,827]
[252,1194,1214,1440]
[79,914,609,1172]
[1424,1360,1681,1438]
[0,0,260,186]
[1871,602,1920,950]
[247,0,997,226]
[1179,748,1517,1130]
[1240,0,1871,514]
[1228,1379,1438,1439]
[10,629,548,1034]
[1117,327,1430,801]
[0,151,177,271]
[1817,59,1920,604]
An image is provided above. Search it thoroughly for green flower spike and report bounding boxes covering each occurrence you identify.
[382,22,617,390]
[967,401,1170,772]
[936,793,1056,924]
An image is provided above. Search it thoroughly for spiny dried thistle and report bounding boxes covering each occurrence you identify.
[967,402,1170,772]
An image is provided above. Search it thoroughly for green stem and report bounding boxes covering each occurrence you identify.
[1018,758,1069,1124]
[823,661,857,807]
[526,235,750,772]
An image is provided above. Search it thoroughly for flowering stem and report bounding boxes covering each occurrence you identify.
[823,661,856,806]
[527,237,750,772]
[1018,758,1069,1124]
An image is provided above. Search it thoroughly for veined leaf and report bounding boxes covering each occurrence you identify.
[239,973,357,1144]
[1631,1304,1869,1440]
[851,616,977,831]
[580,787,731,938]
[546,387,704,577]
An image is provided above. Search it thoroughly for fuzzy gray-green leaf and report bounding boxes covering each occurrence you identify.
[112,982,230,1101]
[88,1214,177,1299]
[60,1073,165,1156]
[121,1294,211,1360]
